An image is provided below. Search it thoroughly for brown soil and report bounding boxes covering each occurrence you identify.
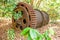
[0,17,60,40]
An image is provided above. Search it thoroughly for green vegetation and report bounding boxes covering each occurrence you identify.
[0,0,60,21]
[0,0,17,18]
[13,11,23,20]
[7,27,54,40]
[21,27,54,40]
[7,29,15,40]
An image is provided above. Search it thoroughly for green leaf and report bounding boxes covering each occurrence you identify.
[44,31,51,40]
[30,29,38,40]
[27,33,32,40]
[33,29,44,40]
[35,37,39,40]
[46,36,51,40]
[21,27,31,35]
[44,31,49,38]
[33,29,40,35]
[39,34,44,40]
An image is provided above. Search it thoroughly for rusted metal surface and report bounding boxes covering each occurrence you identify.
[12,2,49,29]
[35,9,49,26]
[41,11,49,26]
[12,6,30,29]
[17,2,37,28]
[34,9,44,28]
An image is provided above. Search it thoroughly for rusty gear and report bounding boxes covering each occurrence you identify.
[15,2,38,29]
[12,2,49,29]
[13,6,30,29]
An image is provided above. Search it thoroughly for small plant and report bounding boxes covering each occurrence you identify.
[13,11,23,20]
[7,29,15,40]
[21,27,54,40]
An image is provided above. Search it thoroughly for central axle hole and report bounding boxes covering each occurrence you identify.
[23,19,26,24]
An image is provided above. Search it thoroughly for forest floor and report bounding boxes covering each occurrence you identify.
[0,17,60,40]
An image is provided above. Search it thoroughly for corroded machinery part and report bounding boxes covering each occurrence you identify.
[35,9,49,26]
[16,2,37,28]
[34,10,44,28]
[13,6,30,29]
[12,2,49,29]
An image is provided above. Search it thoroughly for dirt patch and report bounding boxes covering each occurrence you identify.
[0,18,60,40]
